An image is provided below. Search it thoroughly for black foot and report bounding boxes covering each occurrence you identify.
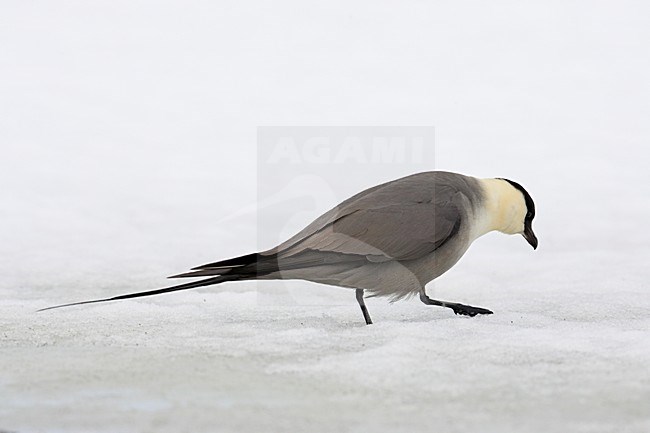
[449,303,493,317]
[419,291,493,317]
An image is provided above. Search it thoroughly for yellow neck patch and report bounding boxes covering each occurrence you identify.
[478,178,526,235]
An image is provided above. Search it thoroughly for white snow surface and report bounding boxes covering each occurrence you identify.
[1,1,650,432]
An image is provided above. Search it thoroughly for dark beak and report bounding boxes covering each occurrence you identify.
[522,224,538,250]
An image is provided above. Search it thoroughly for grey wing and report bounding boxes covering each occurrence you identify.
[332,201,461,260]
[271,172,469,258]
[279,185,463,262]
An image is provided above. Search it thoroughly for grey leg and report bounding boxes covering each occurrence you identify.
[356,289,373,325]
[419,289,493,317]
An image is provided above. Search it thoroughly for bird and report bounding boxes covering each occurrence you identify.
[40,171,537,325]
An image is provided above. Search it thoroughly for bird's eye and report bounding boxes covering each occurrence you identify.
[526,212,532,219]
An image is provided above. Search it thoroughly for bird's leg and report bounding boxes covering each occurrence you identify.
[419,290,493,317]
[356,289,373,325]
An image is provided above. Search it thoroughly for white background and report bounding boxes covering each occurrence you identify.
[1,1,649,432]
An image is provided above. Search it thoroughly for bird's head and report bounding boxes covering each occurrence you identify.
[494,178,537,249]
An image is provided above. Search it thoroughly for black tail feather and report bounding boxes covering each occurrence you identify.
[37,275,232,312]
[168,269,229,278]
[191,252,260,270]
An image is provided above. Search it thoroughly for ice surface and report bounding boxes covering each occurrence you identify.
[1,1,650,432]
